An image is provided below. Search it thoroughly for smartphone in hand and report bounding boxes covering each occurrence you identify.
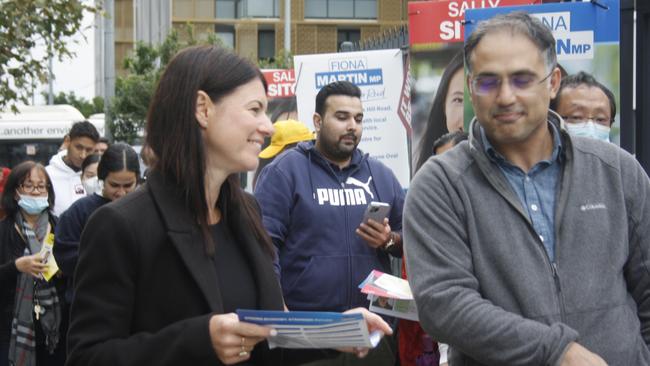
[362,201,391,224]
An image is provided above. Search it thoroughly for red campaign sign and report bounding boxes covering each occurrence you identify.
[262,69,296,98]
[408,0,541,46]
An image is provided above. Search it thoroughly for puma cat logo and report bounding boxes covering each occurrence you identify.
[345,176,374,199]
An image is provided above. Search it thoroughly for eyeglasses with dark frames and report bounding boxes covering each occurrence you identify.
[20,183,50,194]
[470,67,555,96]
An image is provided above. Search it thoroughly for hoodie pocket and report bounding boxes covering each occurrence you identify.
[283,255,348,310]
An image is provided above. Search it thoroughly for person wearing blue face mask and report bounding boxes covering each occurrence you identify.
[0,161,66,366]
[550,71,616,142]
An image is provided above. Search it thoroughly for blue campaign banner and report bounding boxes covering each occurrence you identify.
[465,0,619,44]
[464,0,620,62]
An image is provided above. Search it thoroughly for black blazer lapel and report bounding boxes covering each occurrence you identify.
[147,172,223,313]
[231,196,284,311]
[168,230,223,313]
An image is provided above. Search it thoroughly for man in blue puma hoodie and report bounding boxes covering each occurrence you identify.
[255,81,404,365]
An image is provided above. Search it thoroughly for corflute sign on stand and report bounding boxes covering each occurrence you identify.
[294,49,410,188]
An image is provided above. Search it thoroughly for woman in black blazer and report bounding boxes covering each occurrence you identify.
[67,45,390,366]
[66,46,290,366]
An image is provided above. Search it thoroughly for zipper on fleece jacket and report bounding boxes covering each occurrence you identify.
[551,262,566,321]
[526,223,567,324]
[487,184,568,323]
[469,120,568,324]
[500,202,565,325]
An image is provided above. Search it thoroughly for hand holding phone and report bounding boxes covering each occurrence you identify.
[362,201,391,224]
[358,202,393,249]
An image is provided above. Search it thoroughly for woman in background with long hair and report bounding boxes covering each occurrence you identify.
[414,51,465,173]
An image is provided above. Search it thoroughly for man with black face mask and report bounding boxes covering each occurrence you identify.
[255,81,405,365]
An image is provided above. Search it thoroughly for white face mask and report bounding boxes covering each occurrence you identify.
[565,121,611,142]
[82,176,103,196]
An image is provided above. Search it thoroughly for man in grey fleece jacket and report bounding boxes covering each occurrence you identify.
[404,12,650,366]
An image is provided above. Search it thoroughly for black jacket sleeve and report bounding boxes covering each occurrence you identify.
[66,205,222,366]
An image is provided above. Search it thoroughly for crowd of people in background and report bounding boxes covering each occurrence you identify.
[0,10,645,366]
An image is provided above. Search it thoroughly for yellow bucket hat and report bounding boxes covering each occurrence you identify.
[259,119,315,159]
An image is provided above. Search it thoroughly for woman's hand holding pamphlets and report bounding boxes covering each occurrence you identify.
[236,307,391,357]
[339,307,393,358]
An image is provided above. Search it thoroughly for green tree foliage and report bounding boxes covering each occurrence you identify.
[109,72,156,144]
[108,25,223,143]
[258,49,294,70]
[0,0,100,112]
[42,90,104,118]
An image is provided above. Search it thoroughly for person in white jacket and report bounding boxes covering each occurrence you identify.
[46,121,99,216]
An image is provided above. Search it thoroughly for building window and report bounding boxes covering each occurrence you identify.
[304,0,326,17]
[355,0,377,18]
[216,0,237,19]
[248,0,279,17]
[215,0,279,19]
[337,29,360,51]
[305,0,377,19]
[258,30,276,61]
[328,0,353,18]
[215,25,235,49]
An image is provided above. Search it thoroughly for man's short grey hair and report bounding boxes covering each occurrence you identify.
[464,11,557,73]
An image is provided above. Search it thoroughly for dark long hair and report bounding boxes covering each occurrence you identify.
[145,45,273,256]
[269,97,297,123]
[97,143,140,180]
[415,51,464,173]
[1,161,55,218]
[81,154,101,175]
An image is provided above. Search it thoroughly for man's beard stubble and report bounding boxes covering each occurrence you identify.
[318,132,358,162]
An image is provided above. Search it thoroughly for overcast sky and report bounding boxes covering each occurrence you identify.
[34,9,96,104]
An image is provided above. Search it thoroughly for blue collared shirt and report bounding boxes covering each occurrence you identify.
[480,123,563,262]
